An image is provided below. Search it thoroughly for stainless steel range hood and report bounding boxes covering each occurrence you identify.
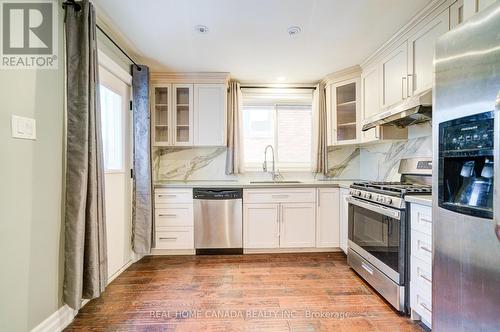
[362,89,432,131]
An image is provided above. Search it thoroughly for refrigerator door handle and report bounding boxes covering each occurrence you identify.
[495,92,500,241]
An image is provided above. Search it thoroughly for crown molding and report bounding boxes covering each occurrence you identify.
[321,65,362,86]
[150,72,231,84]
[360,0,454,69]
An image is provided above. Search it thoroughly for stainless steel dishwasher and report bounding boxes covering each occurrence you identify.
[193,188,243,254]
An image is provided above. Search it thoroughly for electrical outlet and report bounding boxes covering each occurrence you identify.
[11,115,36,140]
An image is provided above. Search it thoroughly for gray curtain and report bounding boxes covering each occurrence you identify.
[131,65,152,254]
[63,0,107,310]
[313,82,328,174]
[226,81,244,174]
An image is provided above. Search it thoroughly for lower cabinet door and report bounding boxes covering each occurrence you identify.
[244,203,280,248]
[316,188,340,248]
[280,203,316,248]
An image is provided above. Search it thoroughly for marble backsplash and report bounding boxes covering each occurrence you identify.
[153,124,432,182]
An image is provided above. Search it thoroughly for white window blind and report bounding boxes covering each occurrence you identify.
[242,91,313,170]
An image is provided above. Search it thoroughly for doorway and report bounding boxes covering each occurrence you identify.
[99,63,133,282]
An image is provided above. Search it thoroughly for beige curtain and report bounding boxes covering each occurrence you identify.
[64,0,107,310]
[312,82,328,174]
[226,81,245,174]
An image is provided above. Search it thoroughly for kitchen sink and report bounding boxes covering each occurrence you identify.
[249,180,303,184]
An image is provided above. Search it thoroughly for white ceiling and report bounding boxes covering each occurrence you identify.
[95,0,432,83]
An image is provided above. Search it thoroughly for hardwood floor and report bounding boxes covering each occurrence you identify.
[66,252,423,332]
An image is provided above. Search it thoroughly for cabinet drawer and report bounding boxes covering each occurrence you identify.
[411,230,432,265]
[244,188,316,204]
[155,227,193,249]
[411,256,432,301]
[411,288,432,326]
[155,189,192,204]
[155,205,193,227]
[411,204,432,236]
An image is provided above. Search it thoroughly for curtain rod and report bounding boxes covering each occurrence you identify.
[62,0,142,71]
[241,86,316,90]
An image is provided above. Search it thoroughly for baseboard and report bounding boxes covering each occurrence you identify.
[244,247,342,254]
[30,304,76,332]
[150,248,196,255]
[107,259,133,284]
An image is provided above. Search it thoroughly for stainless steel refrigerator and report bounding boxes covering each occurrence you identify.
[433,2,500,331]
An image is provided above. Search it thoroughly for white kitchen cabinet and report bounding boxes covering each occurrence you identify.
[329,78,361,145]
[194,83,226,146]
[361,64,408,143]
[407,9,450,96]
[280,203,316,248]
[339,188,350,253]
[463,0,497,20]
[244,203,280,249]
[152,85,172,146]
[410,202,433,329]
[172,84,194,146]
[316,188,340,248]
[450,0,465,28]
[154,188,194,250]
[380,42,408,108]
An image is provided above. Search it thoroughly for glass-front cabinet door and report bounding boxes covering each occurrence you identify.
[152,85,171,146]
[331,78,360,145]
[172,84,194,146]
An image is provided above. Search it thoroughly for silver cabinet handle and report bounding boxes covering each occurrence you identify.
[420,216,432,224]
[402,76,407,100]
[158,194,177,198]
[419,273,432,283]
[420,302,432,313]
[276,207,281,238]
[158,214,177,218]
[407,74,413,97]
[361,262,374,275]
[159,237,177,240]
[420,245,432,254]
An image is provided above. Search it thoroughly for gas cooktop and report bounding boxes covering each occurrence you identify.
[351,181,432,196]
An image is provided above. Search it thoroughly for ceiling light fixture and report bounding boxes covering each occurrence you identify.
[195,25,209,34]
[287,26,301,37]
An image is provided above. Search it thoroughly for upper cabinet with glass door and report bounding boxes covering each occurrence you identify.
[172,84,194,146]
[152,85,171,146]
[329,78,360,145]
[152,84,194,146]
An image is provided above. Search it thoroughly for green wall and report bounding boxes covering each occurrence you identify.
[0,3,65,331]
[0,2,133,331]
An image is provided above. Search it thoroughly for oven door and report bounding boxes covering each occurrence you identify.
[347,196,404,284]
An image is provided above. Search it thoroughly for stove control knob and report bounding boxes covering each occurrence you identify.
[365,193,372,199]
[384,197,393,205]
[357,190,362,197]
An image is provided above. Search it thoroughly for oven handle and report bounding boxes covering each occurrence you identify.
[346,196,401,220]
[494,99,500,242]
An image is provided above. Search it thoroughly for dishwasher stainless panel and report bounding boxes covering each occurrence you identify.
[193,188,243,251]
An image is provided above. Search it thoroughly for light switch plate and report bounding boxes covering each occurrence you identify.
[11,115,36,140]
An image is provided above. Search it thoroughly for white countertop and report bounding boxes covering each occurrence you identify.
[406,195,433,207]
[154,179,355,189]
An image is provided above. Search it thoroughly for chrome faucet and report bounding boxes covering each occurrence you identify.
[263,145,283,181]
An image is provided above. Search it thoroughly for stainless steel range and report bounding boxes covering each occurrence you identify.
[347,158,431,313]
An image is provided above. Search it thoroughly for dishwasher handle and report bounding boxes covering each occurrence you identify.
[193,188,243,200]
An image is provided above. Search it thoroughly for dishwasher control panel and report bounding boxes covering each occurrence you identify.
[193,188,243,200]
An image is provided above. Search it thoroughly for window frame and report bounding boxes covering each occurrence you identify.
[242,101,313,172]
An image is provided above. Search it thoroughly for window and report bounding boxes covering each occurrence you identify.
[100,85,123,171]
[242,97,312,170]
